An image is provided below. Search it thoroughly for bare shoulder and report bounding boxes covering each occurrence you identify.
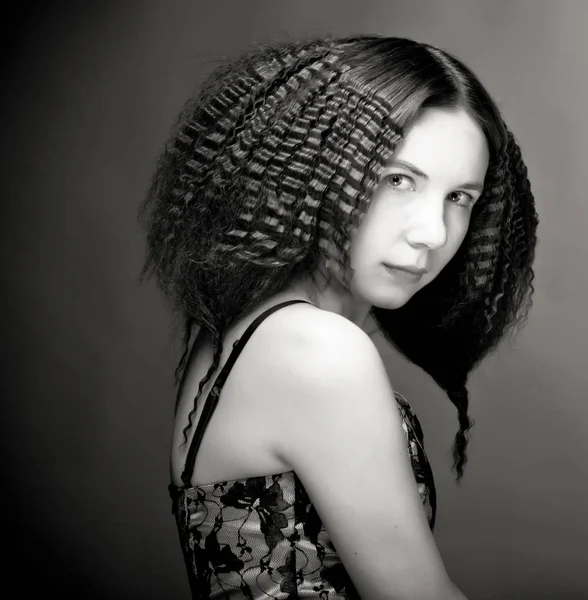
[252,300,372,360]
[251,304,459,600]
[250,302,389,418]
[257,302,388,397]
[260,304,397,454]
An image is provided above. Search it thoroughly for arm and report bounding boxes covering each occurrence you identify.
[261,310,469,600]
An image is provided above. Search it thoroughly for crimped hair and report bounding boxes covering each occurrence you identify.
[137,34,538,482]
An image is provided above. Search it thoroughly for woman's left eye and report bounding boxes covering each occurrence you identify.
[448,191,475,207]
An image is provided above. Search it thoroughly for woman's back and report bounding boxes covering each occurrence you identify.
[168,296,438,599]
[169,292,308,488]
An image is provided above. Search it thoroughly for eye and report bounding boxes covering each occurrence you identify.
[384,174,414,191]
[447,190,476,208]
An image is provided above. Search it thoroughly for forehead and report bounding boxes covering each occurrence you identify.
[389,107,489,175]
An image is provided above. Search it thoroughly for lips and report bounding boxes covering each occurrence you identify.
[384,264,427,274]
[383,263,426,283]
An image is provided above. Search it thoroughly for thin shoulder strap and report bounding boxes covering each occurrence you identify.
[180,299,313,487]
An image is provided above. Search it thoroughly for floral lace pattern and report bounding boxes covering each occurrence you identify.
[168,391,436,599]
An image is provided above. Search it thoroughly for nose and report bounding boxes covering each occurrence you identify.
[405,196,448,250]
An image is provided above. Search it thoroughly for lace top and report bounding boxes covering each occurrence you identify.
[168,300,437,599]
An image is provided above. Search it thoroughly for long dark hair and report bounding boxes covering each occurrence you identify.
[138,35,538,482]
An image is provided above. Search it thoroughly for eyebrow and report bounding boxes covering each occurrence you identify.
[388,159,484,192]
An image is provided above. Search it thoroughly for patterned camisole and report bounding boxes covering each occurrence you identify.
[168,299,437,599]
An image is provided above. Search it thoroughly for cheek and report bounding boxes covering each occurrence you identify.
[435,219,470,268]
[449,213,471,248]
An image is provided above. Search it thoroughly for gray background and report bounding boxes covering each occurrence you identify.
[2,1,586,598]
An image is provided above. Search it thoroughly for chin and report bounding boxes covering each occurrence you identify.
[372,292,414,311]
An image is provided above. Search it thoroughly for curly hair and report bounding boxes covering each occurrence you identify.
[137,34,538,482]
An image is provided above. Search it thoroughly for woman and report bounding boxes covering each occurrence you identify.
[138,35,538,600]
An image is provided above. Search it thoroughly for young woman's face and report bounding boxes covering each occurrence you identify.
[349,106,489,310]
